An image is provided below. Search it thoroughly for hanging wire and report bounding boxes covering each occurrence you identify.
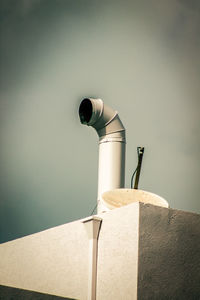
[130,166,138,189]
[90,200,100,215]
[131,147,145,189]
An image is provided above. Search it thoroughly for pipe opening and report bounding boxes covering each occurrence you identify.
[79,98,93,124]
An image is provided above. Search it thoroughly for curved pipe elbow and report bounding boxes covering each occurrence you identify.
[79,98,126,140]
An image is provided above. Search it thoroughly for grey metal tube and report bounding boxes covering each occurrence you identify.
[82,216,102,300]
[79,98,126,213]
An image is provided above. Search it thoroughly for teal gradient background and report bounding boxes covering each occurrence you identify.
[0,0,200,243]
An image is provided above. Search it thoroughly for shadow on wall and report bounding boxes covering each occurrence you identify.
[0,285,77,300]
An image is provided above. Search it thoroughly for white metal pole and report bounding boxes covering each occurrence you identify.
[79,98,126,214]
[97,136,125,213]
[82,216,102,300]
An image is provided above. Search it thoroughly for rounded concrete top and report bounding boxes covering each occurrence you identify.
[102,189,169,210]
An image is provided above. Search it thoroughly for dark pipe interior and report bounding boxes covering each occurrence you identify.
[79,98,93,124]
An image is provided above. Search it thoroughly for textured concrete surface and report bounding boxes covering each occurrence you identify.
[0,202,199,300]
[138,203,200,300]
[97,202,139,300]
[0,219,89,300]
[0,285,76,300]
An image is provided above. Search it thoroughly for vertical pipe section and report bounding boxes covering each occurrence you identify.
[97,133,125,213]
[79,98,126,213]
[83,216,102,300]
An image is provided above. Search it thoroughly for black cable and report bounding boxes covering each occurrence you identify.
[131,166,138,189]
[134,147,144,189]
[131,147,145,189]
[90,200,100,215]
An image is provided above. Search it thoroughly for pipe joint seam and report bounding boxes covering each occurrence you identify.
[79,98,126,138]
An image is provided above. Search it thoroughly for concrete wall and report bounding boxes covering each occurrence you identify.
[0,202,200,300]
[0,219,89,300]
[138,204,200,300]
[97,202,139,300]
[0,203,140,300]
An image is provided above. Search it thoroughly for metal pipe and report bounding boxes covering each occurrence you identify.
[82,216,102,300]
[79,98,126,213]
